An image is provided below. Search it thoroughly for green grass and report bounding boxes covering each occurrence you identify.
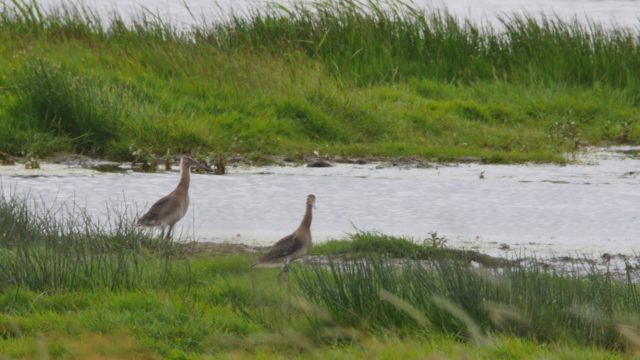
[295,256,640,350]
[0,195,638,358]
[0,193,180,291]
[311,231,509,266]
[2,286,634,359]
[213,1,640,88]
[9,61,125,153]
[312,231,443,257]
[0,1,639,162]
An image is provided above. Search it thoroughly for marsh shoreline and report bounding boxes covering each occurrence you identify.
[150,240,640,283]
[2,146,639,260]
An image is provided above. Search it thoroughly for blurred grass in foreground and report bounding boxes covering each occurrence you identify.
[0,194,638,358]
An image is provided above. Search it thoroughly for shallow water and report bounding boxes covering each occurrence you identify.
[36,0,640,28]
[1,148,639,258]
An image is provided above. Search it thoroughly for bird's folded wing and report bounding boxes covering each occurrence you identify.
[137,195,173,225]
[259,233,301,262]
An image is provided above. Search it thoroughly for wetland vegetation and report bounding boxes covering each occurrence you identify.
[1,0,640,164]
[0,194,638,358]
[2,0,640,357]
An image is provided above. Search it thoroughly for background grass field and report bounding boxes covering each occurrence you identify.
[1,0,639,163]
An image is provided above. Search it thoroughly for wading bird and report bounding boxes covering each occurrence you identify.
[254,194,316,278]
[137,155,211,240]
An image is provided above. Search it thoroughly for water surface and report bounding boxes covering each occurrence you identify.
[1,148,638,258]
[36,0,640,28]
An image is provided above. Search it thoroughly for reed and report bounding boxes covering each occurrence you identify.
[9,61,126,153]
[0,193,179,291]
[237,0,640,88]
[295,250,640,350]
[0,0,639,162]
[4,0,639,87]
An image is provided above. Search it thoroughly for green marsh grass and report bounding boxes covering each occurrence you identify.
[10,61,127,153]
[294,253,640,350]
[0,198,637,357]
[311,231,441,258]
[0,1,639,162]
[0,193,183,291]
[213,0,640,87]
[312,231,510,266]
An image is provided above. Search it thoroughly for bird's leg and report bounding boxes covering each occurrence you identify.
[283,257,291,273]
[278,258,290,283]
[159,226,165,240]
[165,224,174,241]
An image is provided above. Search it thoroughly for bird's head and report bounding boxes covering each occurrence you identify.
[306,194,316,208]
[181,155,213,173]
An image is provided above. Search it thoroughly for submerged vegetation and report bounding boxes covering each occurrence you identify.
[0,0,639,163]
[0,195,638,358]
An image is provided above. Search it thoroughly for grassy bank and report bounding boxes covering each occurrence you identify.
[0,1,639,163]
[0,195,639,358]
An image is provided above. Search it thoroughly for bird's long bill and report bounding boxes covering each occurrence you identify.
[195,161,213,173]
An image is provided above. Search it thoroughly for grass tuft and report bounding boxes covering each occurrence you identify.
[312,231,508,266]
[10,61,127,154]
[0,193,182,291]
[294,255,640,350]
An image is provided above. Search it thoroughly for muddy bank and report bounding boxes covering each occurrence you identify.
[167,241,640,282]
[0,150,487,174]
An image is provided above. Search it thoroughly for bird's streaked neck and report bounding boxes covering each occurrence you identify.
[299,203,313,229]
[176,161,191,192]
